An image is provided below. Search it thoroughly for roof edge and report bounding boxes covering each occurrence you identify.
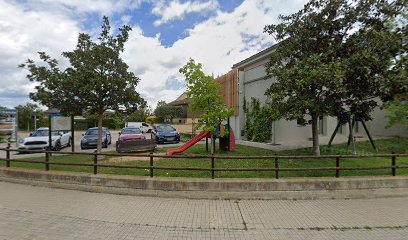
[232,42,281,70]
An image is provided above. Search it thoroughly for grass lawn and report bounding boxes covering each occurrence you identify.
[5,137,408,178]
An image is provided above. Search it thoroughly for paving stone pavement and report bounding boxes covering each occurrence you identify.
[0,181,408,239]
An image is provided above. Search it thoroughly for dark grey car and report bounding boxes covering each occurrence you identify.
[152,124,180,144]
[80,127,112,149]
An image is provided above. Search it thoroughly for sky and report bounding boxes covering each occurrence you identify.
[0,0,308,110]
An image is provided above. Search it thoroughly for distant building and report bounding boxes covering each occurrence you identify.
[168,92,202,124]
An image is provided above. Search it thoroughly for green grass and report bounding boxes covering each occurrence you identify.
[5,137,408,178]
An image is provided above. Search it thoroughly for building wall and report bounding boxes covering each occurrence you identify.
[233,50,407,143]
[368,107,407,137]
[214,70,239,116]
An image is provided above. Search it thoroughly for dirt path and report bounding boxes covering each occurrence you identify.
[108,152,167,163]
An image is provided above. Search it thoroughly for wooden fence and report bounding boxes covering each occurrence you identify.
[1,145,407,179]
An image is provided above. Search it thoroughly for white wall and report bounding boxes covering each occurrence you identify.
[235,51,407,144]
[368,107,407,137]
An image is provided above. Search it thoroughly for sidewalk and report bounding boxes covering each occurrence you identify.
[0,181,407,239]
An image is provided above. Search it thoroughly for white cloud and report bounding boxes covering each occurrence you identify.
[152,0,219,26]
[0,0,308,109]
[122,0,308,108]
[38,0,145,16]
[0,0,80,108]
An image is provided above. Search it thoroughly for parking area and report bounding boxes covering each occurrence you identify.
[0,130,183,159]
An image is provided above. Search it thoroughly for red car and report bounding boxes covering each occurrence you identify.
[119,127,145,141]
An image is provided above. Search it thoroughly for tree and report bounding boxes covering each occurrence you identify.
[156,100,167,109]
[0,106,7,118]
[179,58,234,154]
[19,16,145,152]
[264,0,405,155]
[15,103,42,131]
[125,107,152,122]
[383,10,407,129]
[154,103,184,123]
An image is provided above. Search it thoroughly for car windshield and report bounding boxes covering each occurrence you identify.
[85,129,106,135]
[122,128,141,134]
[32,130,59,136]
[156,125,175,132]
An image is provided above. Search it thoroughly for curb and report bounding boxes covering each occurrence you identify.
[1,167,408,200]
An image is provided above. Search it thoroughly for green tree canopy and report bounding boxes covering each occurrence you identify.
[264,0,406,155]
[154,103,184,123]
[125,107,152,123]
[179,58,234,153]
[15,103,42,131]
[19,16,145,152]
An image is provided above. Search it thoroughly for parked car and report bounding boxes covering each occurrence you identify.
[81,127,112,149]
[152,124,180,144]
[125,122,152,133]
[118,127,145,141]
[18,127,71,151]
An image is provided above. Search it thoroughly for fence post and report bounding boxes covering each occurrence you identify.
[45,151,49,171]
[211,154,215,179]
[275,156,279,179]
[335,157,340,178]
[150,152,154,178]
[392,151,396,176]
[93,150,98,174]
[6,143,10,168]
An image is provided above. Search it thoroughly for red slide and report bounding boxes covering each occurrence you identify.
[166,131,211,156]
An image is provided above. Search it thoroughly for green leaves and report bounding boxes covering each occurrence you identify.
[244,98,273,142]
[154,103,184,122]
[265,0,406,119]
[179,58,234,135]
[385,100,408,129]
[19,16,144,116]
[264,0,406,155]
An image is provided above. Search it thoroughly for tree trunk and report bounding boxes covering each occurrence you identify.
[97,111,103,153]
[311,114,320,156]
[211,131,216,155]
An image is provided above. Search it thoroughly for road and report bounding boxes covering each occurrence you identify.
[0,130,183,159]
[0,181,407,239]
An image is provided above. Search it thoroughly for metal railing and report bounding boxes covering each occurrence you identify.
[1,144,407,179]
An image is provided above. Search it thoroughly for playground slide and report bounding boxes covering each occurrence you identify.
[166,131,211,156]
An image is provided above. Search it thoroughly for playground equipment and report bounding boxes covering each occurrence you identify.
[166,123,236,156]
[328,112,377,154]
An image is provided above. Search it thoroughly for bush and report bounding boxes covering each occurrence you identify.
[243,97,272,142]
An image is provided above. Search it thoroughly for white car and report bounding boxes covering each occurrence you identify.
[125,122,152,133]
[18,127,71,151]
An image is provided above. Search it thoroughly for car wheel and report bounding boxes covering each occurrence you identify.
[103,140,108,148]
[67,137,72,147]
[54,141,61,151]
